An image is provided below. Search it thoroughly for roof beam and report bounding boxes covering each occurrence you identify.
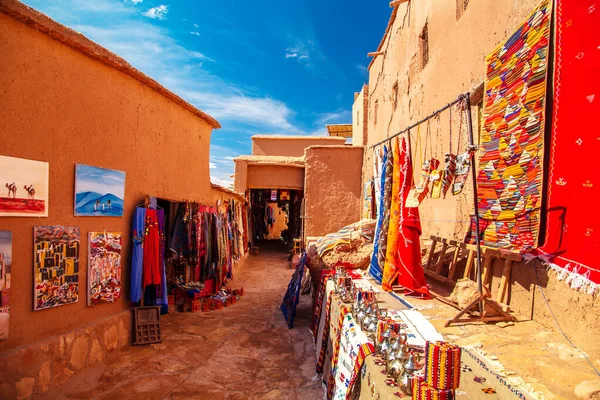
[368,51,384,57]
[390,0,409,7]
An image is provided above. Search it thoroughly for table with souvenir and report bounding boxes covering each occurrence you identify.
[313,266,533,400]
[312,266,463,400]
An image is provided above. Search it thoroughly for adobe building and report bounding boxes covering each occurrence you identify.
[234,135,363,243]
[0,0,246,396]
[353,0,599,357]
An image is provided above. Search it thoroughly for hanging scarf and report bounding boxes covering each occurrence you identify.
[382,139,403,291]
[376,145,394,281]
[369,145,389,283]
[395,138,431,298]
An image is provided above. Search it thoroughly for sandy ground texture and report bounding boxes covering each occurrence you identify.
[36,241,323,400]
[404,281,600,400]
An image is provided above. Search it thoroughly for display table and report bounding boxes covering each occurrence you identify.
[313,273,532,400]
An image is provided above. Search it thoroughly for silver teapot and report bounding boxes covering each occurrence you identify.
[375,328,392,356]
[398,351,421,395]
[394,334,410,363]
[385,349,398,376]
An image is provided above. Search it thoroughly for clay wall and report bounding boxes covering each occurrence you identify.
[352,84,369,147]
[233,160,249,194]
[361,0,600,357]
[0,8,242,357]
[251,136,346,157]
[360,0,542,242]
[246,165,305,190]
[304,146,363,237]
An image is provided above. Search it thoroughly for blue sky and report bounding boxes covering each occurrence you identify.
[22,0,390,187]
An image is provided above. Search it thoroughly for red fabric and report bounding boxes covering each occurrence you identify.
[143,209,161,287]
[536,0,600,284]
[396,137,430,299]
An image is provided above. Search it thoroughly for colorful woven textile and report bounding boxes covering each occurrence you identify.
[383,138,430,298]
[472,0,552,251]
[280,252,306,328]
[383,139,402,291]
[376,146,394,282]
[326,304,352,400]
[424,341,462,390]
[316,286,334,374]
[363,180,374,219]
[311,271,333,340]
[369,145,389,283]
[329,314,374,400]
[413,375,456,400]
[534,0,600,292]
[315,220,377,259]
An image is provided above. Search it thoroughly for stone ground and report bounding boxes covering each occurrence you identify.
[37,241,323,400]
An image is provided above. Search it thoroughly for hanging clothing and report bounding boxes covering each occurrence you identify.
[369,146,389,283]
[169,204,189,258]
[130,206,146,303]
[393,138,430,298]
[143,209,161,287]
[376,145,394,285]
[383,139,403,291]
[156,209,169,312]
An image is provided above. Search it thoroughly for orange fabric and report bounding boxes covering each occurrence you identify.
[383,139,401,291]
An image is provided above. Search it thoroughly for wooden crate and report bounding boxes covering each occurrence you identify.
[133,306,162,345]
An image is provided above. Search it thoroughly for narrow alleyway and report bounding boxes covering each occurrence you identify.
[38,242,323,400]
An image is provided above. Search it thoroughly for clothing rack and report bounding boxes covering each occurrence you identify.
[369,93,468,149]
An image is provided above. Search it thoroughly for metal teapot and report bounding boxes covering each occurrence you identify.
[394,334,410,362]
[375,328,392,356]
[398,351,421,395]
[385,349,398,376]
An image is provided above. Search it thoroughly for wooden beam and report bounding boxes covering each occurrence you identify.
[448,245,462,281]
[425,237,439,270]
[496,259,513,305]
[368,51,384,57]
[390,0,409,7]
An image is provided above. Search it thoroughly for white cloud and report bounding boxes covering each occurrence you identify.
[355,63,368,78]
[285,51,298,58]
[317,109,352,125]
[190,31,200,36]
[193,23,199,28]
[128,0,143,4]
[143,4,168,20]
[209,162,217,169]
[210,176,234,189]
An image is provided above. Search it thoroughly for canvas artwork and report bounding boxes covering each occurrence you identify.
[34,226,80,311]
[0,155,49,217]
[74,164,125,217]
[0,231,11,340]
[88,232,122,306]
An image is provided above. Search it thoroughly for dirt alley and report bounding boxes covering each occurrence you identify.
[37,242,323,400]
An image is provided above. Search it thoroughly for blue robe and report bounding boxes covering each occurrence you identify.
[368,146,388,283]
[130,207,146,303]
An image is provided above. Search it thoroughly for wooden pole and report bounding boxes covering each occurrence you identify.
[464,93,484,311]
[368,51,385,57]
[390,0,410,7]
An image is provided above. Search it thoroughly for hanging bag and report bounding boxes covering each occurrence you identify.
[441,110,457,198]
[452,99,471,195]
[406,125,432,207]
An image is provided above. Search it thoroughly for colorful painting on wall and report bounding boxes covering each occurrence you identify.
[88,232,122,306]
[74,164,125,217]
[0,231,11,340]
[34,226,80,311]
[0,155,49,217]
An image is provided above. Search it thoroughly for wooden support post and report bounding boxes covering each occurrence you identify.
[496,259,513,305]
[425,236,439,270]
[435,239,449,274]
[368,51,385,57]
[463,249,475,280]
[481,253,494,290]
[448,242,462,281]
[390,0,409,7]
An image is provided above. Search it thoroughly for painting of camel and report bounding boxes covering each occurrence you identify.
[0,155,49,217]
[74,164,125,217]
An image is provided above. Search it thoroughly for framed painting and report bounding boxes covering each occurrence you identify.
[74,164,125,217]
[88,232,122,306]
[0,231,11,339]
[33,226,80,311]
[0,155,49,217]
